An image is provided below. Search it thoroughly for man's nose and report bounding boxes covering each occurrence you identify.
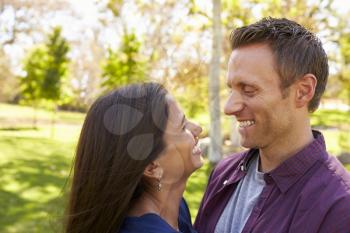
[224,91,244,116]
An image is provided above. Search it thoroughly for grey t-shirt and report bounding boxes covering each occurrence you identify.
[214,154,265,233]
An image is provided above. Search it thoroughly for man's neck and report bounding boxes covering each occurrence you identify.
[259,127,314,173]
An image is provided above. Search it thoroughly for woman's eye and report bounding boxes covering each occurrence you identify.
[182,121,188,131]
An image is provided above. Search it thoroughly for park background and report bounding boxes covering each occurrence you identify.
[1,0,350,232]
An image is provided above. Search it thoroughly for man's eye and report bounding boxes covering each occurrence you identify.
[242,86,256,94]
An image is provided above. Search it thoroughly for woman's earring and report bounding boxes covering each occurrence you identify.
[157,175,162,192]
[157,180,162,192]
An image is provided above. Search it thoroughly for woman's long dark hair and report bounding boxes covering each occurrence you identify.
[64,83,169,233]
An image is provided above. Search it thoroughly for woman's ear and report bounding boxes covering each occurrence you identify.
[143,161,163,180]
[295,74,317,109]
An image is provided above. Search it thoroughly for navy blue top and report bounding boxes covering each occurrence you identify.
[119,198,197,233]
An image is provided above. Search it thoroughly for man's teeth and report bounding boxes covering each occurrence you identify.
[239,120,255,128]
[192,145,201,155]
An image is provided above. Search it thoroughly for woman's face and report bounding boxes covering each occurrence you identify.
[157,95,203,184]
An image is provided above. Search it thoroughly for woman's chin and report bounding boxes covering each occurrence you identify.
[190,155,204,172]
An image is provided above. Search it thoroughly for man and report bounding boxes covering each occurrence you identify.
[194,17,350,233]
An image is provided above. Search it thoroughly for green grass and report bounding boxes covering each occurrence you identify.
[0,103,81,233]
[0,103,349,232]
[0,136,75,233]
[0,103,85,127]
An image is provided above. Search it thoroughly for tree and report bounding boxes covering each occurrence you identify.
[172,59,209,119]
[20,26,70,129]
[41,27,70,103]
[101,33,147,91]
[208,0,223,164]
[0,47,17,102]
[43,26,70,136]
[67,28,104,110]
[20,46,47,128]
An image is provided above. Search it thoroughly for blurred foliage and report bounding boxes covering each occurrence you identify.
[257,0,332,29]
[339,131,350,153]
[0,0,66,46]
[41,27,70,103]
[2,0,349,121]
[20,27,70,106]
[20,46,47,107]
[0,48,17,102]
[170,60,209,118]
[101,33,148,91]
[19,27,70,128]
[338,30,350,105]
[310,109,350,153]
[107,0,124,16]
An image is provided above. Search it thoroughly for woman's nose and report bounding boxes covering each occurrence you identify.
[190,122,202,138]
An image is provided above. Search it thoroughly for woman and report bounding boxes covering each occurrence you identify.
[65,82,203,233]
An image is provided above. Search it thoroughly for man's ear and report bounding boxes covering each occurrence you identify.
[295,74,317,109]
[143,161,163,180]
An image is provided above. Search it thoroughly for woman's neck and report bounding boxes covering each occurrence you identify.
[128,181,186,231]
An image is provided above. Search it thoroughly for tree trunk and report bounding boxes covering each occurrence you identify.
[208,0,222,164]
[32,103,38,129]
[50,104,57,138]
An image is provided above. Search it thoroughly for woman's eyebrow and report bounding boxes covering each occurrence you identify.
[179,114,186,127]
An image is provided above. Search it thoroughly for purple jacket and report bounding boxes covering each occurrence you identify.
[194,131,350,233]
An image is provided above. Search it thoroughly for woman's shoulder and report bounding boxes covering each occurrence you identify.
[119,213,178,233]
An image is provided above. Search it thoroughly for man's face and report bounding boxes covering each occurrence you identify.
[224,43,296,150]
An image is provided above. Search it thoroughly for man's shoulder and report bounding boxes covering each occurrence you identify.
[304,154,350,204]
[315,157,350,232]
[320,155,350,193]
